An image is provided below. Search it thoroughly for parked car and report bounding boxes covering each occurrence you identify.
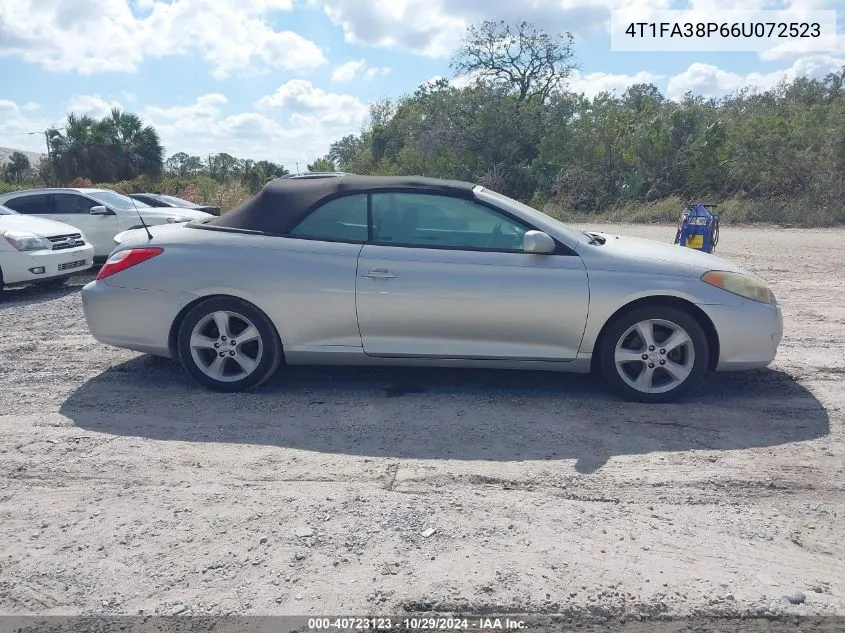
[128,193,220,216]
[0,203,94,289]
[84,175,783,403]
[0,188,215,260]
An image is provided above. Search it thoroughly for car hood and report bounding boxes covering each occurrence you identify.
[579,232,750,277]
[0,214,84,238]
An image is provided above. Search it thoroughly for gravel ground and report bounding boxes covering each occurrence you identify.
[0,224,843,624]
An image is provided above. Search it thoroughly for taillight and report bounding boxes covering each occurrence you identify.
[97,247,163,280]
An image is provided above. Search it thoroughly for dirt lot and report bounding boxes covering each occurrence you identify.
[0,224,843,623]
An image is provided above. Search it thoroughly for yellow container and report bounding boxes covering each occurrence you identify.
[685,234,704,249]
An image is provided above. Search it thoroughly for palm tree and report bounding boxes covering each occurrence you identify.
[47,109,164,184]
[99,108,164,181]
[47,114,114,183]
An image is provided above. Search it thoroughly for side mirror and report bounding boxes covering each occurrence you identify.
[89,206,109,215]
[523,230,556,254]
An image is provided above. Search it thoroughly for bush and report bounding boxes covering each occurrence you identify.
[542,195,844,227]
[0,182,28,195]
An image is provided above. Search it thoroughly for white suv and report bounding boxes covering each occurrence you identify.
[0,188,214,259]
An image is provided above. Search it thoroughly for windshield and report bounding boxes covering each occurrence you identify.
[0,204,17,215]
[159,194,201,208]
[475,187,585,245]
[88,190,151,210]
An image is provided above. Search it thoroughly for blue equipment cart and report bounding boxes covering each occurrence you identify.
[674,203,719,254]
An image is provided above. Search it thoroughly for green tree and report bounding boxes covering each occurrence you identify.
[47,110,163,183]
[307,158,336,172]
[98,108,164,180]
[7,151,30,183]
[451,20,577,104]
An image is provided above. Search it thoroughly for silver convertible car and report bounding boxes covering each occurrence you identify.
[82,175,783,403]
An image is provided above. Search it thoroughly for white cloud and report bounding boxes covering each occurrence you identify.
[142,91,365,164]
[0,0,326,78]
[66,95,124,118]
[256,80,369,127]
[666,55,845,100]
[569,70,665,98]
[331,59,391,83]
[308,0,671,58]
[0,100,53,154]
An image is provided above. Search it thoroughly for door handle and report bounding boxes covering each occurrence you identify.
[362,268,396,279]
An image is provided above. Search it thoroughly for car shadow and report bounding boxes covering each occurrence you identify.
[0,271,96,309]
[60,357,830,474]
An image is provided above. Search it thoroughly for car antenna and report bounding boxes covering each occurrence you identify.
[128,194,154,241]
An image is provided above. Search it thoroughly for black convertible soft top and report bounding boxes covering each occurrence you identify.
[206,174,477,235]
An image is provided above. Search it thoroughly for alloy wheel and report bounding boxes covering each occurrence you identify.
[189,310,264,382]
[613,318,695,394]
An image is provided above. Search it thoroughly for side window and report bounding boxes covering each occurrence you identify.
[371,193,528,251]
[289,194,368,242]
[52,194,96,214]
[4,194,52,215]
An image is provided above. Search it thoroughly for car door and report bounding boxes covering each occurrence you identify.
[50,193,119,257]
[355,192,589,361]
[277,193,368,351]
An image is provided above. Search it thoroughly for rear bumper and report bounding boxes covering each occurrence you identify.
[81,280,197,357]
[0,245,94,285]
[700,299,783,371]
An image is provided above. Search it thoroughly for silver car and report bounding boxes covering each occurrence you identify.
[81,175,783,403]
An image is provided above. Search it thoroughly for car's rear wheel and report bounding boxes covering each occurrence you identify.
[177,297,281,392]
[599,305,709,403]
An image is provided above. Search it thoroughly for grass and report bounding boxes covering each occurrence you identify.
[542,195,845,228]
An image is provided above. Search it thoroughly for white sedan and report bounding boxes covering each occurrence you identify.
[0,204,94,289]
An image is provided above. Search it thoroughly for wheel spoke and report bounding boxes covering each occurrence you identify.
[661,329,691,353]
[663,359,692,382]
[206,355,227,379]
[615,349,646,363]
[635,321,656,349]
[232,352,258,375]
[190,333,217,349]
[236,325,260,344]
[212,311,231,339]
[634,365,655,391]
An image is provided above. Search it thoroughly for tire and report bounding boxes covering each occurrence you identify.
[35,275,69,289]
[599,305,709,403]
[177,296,282,392]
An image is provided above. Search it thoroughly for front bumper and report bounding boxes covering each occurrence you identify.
[81,280,197,357]
[700,299,783,371]
[0,245,94,285]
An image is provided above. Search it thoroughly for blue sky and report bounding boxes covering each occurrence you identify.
[1,0,843,170]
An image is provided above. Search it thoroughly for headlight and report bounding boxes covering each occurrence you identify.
[166,216,190,224]
[3,231,50,252]
[701,270,775,304]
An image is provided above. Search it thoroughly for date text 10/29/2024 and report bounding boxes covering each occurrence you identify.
[307,617,527,631]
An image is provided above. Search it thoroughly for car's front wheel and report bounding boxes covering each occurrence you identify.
[599,305,709,403]
[177,297,282,392]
